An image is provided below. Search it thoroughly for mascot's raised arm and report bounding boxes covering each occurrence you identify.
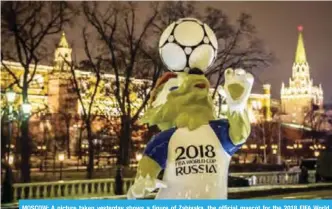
[127,18,254,199]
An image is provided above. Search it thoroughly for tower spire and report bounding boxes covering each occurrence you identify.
[58,31,69,48]
[295,25,307,64]
[54,31,72,71]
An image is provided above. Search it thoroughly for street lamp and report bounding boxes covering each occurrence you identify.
[81,142,88,165]
[6,88,17,104]
[292,142,303,164]
[37,145,47,171]
[22,102,32,118]
[93,139,102,168]
[58,152,65,180]
[5,89,16,156]
[314,151,320,157]
[271,144,278,156]
[310,143,324,158]
[2,88,16,203]
[5,89,16,154]
[8,153,14,166]
[41,113,50,171]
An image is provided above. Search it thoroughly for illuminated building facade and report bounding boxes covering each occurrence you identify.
[1,33,150,163]
[1,32,273,164]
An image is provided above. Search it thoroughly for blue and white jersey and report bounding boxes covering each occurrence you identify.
[144,119,242,199]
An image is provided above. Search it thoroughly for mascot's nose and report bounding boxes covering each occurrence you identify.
[188,68,204,75]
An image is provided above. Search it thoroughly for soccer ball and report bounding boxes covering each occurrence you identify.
[159,17,218,73]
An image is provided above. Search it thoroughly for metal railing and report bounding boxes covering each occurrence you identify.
[231,170,315,185]
[12,178,134,202]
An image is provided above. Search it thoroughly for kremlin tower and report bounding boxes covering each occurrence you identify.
[281,26,323,124]
[48,32,76,113]
[54,31,72,71]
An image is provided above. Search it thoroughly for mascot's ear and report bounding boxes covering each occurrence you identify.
[149,72,178,106]
[155,72,178,88]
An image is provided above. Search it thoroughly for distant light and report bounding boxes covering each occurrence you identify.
[314,151,320,157]
[58,153,65,161]
[8,154,14,165]
[259,145,266,150]
[93,139,98,145]
[135,153,143,161]
[298,25,303,32]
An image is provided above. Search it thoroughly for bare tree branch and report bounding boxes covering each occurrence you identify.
[79,2,163,166]
[1,1,73,182]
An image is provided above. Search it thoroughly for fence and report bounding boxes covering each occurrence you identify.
[12,178,134,202]
[10,171,315,202]
[231,170,316,185]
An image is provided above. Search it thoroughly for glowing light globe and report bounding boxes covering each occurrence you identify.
[159,17,218,73]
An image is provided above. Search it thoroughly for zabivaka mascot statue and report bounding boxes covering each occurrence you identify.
[127,18,254,199]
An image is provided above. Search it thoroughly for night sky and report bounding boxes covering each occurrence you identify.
[204,1,332,103]
[65,1,332,103]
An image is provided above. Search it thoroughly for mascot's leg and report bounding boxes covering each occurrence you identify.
[136,156,161,178]
[127,156,166,199]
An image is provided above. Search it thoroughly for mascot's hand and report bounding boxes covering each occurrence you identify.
[221,68,254,113]
[127,175,167,199]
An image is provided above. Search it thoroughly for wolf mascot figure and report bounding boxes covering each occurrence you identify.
[127,68,253,199]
